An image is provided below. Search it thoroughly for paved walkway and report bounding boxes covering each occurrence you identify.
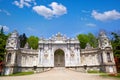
[0,68,119,80]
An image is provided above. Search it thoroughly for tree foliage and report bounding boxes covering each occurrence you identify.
[0,27,4,34]
[111,32,120,58]
[77,33,98,49]
[87,33,98,48]
[27,36,39,49]
[77,34,89,49]
[19,33,27,48]
[0,27,8,61]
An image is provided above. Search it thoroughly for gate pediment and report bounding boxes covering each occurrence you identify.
[51,32,67,41]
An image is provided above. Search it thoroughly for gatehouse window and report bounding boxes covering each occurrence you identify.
[7,53,11,63]
[100,53,103,63]
[15,54,17,63]
[107,52,112,62]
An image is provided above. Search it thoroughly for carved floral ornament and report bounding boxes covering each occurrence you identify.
[70,53,74,57]
[44,54,48,58]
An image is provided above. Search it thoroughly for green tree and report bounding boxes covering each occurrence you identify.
[27,36,39,49]
[19,33,27,48]
[0,27,8,61]
[111,32,120,72]
[111,32,120,58]
[77,34,89,49]
[87,33,98,48]
[77,33,98,49]
[0,27,4,34]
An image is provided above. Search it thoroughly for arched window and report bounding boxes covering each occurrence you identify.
[107,52,112,62]
[7,53,11,63]
[100,53,103,63]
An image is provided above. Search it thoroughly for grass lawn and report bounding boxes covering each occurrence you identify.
[87,70,120,78]
[87,70,100,73]
[8,71,34,76]
[100,73,120,78]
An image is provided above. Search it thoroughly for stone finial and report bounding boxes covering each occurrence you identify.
[85,43,93,49]
[24,42,30,49]
[99,31,107,37]
[56,32,62,37]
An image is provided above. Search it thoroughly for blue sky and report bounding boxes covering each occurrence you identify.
[0,0,120,38]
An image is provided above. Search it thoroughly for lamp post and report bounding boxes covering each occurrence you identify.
[33,66,37,73]
[84,64,87,72]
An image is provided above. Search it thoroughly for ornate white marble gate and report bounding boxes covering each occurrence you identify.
[38,32,80,67]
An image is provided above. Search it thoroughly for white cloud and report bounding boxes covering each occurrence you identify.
[33,2,67,19]
[50,2,67,16]
[81,10,90,13]
[25,0,32,2]
[33,6,53,18]
[86,23,96,27]
[0,25,9,32]
[92,10,120,21]
[27,27,36,32]
[13,0,36,8]
[0,9,11,16]
[3,10,11,15]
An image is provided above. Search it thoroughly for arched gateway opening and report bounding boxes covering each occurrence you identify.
[54,49,65,67]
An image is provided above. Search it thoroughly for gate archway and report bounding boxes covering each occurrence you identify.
[54,49,65,67]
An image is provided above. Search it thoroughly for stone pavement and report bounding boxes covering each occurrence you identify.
[0,68,119,80]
